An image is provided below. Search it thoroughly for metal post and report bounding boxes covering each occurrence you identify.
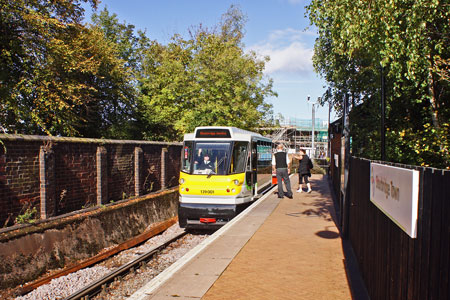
[307,95,311,156]
[328,98,331,159]
[342,92,350,238]
[294,127,296,152]
[381,65,386,161]
[312,103,315,158]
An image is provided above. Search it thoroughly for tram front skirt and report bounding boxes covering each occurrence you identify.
[178,202,251,229]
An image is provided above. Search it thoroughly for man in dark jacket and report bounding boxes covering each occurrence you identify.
[272,144,293,199]
[197,153,215,171]
[294,149,313,193]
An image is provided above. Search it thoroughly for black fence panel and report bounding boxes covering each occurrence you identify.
[440,171,450,300]
[345,157,449,300]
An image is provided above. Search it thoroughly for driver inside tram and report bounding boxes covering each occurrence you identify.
[197,153,215,171]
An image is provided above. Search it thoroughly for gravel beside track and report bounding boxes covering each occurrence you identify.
[14,224,209,300]
[15,267,112,300]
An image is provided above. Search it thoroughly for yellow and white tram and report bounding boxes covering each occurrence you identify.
[178,126,273,229]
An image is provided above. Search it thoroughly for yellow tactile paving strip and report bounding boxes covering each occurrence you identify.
[202,174,352,300]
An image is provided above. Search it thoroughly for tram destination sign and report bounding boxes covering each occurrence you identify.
[370,163,420,238]
[195,128,231,138]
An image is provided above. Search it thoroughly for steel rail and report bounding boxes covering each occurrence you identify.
[63,231,187,300]
[16,217,178,296]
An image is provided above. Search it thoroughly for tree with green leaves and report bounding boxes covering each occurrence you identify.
[1,2,276,141]
[86,7,153,138]
[307,0,449,168]
[0,0,136,137]
[138,6,276,141]
[91,7,150,79]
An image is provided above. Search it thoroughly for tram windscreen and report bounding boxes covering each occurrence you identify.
[193,142,231,175]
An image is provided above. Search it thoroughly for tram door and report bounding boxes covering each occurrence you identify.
[251,141,258,195]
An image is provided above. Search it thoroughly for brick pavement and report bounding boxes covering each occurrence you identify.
[202,174,353,300]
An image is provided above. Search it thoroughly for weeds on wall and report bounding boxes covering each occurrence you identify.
[15,207,37,224]
[81,201,95,209]
[58,189,67,211]
[14,197,38,224]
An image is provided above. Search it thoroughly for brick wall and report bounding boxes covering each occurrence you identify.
[167,146,182,188]
[142,145,163,193]
[107,144,135,203]
[0,140,41,226]
[0,135,182,227]
[55,143,97,214]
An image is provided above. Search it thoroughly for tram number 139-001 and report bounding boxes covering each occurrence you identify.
[201,190,215,195]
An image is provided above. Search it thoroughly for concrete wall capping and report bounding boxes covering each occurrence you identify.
[0,187,178,242]
[0,134,182,146]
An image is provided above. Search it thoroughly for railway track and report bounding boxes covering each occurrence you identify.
[63,231,187,300]
[15,217,178,297]
[14,221,210,300]
[14,227,211,300]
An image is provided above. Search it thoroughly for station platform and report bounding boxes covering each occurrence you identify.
[129,174,369,300]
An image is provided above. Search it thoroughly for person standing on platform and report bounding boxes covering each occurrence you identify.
[294,149,313,193]
[272,144,293,199]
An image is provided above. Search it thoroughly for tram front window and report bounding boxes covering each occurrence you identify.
[193,142,231,175]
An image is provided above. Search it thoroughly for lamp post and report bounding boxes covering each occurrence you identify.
[308,96,320,159]
[312,105,315,158]
[307,95,313,157]
[312,103,317,159]
[380,65,386,161]
[327,89,331,159]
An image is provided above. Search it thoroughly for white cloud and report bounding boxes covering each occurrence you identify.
[252,42,313,74]
[247,28,315,75]
[267,28,316,44]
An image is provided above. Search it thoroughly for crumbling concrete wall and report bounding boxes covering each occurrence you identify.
[0,188,178,289]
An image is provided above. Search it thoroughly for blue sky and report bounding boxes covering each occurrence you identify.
[82,0,334,122]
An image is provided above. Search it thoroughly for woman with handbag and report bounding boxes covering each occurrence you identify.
[294,149,313,193]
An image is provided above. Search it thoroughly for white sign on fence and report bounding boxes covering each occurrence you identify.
[370,163,420,238]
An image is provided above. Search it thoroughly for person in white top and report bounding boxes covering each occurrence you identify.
[272,144,292,199]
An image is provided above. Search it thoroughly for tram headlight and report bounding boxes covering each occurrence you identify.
[180,178,185,184]
[233,179,239,186]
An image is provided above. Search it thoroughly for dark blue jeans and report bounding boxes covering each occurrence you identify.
[276,168,292,198]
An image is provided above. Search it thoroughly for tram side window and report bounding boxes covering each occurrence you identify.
[181,141,193,173]
[257,142,272,169]
[231,141,249,174]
